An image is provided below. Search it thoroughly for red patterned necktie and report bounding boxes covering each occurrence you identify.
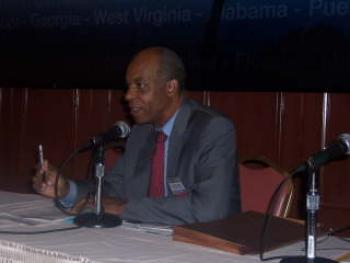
[148,131,167,198]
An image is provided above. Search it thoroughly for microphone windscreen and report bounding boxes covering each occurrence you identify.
[339,133,350,155]
[115,121,130,138]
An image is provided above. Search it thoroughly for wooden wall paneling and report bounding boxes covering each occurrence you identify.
[72,89,127,181]
[0,89,25,191]
[185,91,206,105]
[73,89,109,182]
[0,88,2,124]
[278,93,324,170]
[319,93,350,228]
[15,89,76,192]
[103,89,131,172]
[278,92,324,218]
[1,88,350,225]
[75,89,113,145]
[208,91,281,162]
[106,89,129,124]
[0,88,9,181]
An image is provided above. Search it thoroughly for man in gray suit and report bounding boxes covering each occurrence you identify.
[33,47,241,225]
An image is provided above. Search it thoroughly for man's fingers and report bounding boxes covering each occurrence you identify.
[33,180,49,195]
[32,172,44,189]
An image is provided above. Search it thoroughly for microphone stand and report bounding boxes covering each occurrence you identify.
[280,160,336,263]
[74,144,122,228]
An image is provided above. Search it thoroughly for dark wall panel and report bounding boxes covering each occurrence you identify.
[278,93,324,170]
[319,93,350,227]
[73,89,127,180]
[1,88,350,228]
[209,92,280,161]
[0,89,24,190]
[18,89,76,192]
[277,92,325,217]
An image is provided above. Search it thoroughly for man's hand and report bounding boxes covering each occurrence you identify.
[32,160,69,199]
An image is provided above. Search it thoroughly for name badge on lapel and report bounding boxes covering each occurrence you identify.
[168,178,187,196]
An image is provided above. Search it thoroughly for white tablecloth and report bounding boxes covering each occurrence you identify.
[0,191,349,263]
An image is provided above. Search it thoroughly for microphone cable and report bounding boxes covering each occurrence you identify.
[0,226,82,235]
[259,172,296,261]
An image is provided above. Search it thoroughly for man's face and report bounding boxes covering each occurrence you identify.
[125,52,172,127]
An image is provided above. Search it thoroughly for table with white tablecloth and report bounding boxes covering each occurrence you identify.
[0,191,349,263]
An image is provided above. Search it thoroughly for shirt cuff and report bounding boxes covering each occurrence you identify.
[58,180,77,208]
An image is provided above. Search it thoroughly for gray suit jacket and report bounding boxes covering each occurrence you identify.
[77,99,241,225]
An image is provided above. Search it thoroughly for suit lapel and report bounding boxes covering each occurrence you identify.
[131,126,155,197]
[167,99,195,180]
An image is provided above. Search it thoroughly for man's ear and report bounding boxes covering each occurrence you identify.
[166,79,179,96]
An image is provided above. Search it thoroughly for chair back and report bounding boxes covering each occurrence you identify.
[239,156,293,217]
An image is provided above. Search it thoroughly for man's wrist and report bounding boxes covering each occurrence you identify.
[58,180,77,208]
[58,177,70,198]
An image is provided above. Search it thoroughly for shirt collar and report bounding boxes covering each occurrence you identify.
[157,110,179,137]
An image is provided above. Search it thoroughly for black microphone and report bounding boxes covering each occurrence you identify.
[78,121,130,152]
[292,133,350,174]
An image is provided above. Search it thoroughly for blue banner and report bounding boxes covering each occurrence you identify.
[0,0,349,91]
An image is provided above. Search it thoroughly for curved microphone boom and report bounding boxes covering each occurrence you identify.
[292,133,350,174]
[78,121,130,153]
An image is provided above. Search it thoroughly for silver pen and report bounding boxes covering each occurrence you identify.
[38,144,44,167]
[38,144,47,183]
